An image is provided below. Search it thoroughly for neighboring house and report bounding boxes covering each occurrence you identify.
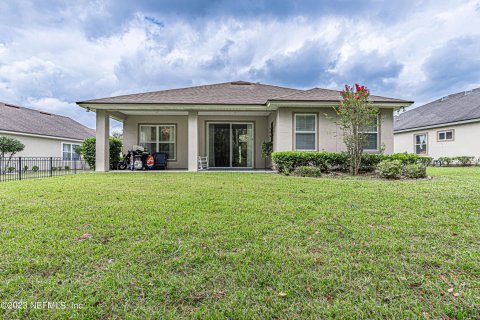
[394,88,480,159]
[0,102,95,159]
[76,81,412,171]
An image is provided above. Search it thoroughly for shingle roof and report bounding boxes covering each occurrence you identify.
[0,102,95,140]
[77,81,412,106]
[78,81,301,105]
[394,87,480,131]
[271,87,413,103]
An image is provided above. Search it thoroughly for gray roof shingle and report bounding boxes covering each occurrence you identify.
[78,81,412,106]
[0,102,95,140]
[270,87,413,103]
[394,88,480,131]
[78,81,301,105]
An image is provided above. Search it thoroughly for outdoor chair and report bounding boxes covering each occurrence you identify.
[153,152,168,170]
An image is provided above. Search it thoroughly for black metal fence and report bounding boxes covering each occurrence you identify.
[0,157,92,182]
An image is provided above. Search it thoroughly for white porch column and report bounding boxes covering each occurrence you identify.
[95,110,110,172]
[188,111,198,172]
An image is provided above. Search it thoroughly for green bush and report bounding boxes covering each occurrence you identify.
[403,164,427,179]
[418,156,433,166]
[76,137,123,170]
[376,160,403,179]
[64,166,70,171]
[23,165,28,171]
[387,153,419,164]
[454,156,475,166]
[7,166,15,173]
[32,166,39,172]
[438,157,453,166]
[293,166,321,177]
[52,167,57,171]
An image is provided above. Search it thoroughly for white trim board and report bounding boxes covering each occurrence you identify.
[0,130,86,142]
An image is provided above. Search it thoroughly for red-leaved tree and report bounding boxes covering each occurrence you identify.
[335,84,379,175]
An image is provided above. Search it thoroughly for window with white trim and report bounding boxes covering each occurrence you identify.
[139,124,176,160]
[414,133,428,155]
[437,130,453,141]
[294,114,317,151]
[62,143,80,160]
[363,115,379,150]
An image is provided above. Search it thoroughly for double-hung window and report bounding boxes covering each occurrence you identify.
[139,124,176,160]
[437,130,454,141]
[62,143,80,160]
[363,115,379,151]
[294,114,317,151]
[414,133,428,155]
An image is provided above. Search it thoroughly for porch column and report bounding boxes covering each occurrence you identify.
[95,110,110,172]
[188,111,198,172]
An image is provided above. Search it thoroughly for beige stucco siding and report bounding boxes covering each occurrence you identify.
[0,132,82,157]
[394,121,480,158]
[274,107,394,154]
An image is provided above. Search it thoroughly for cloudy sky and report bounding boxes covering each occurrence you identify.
[1,0,479,130]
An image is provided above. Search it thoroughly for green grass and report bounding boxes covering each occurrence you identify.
[0,168,479,319]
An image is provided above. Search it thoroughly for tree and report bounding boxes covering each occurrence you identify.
[334,84,379,175]
[0,136,25,173]
[75,137,123,169]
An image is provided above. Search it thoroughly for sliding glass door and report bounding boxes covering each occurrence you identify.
[208,123,254,168]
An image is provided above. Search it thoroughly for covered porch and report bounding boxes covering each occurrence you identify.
[94,109,275,172]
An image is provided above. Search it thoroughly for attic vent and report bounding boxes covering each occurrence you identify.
[230,81,252,85]
[464,90,473,96]
[4,104,20,109]
[440,95,449,101]
[39,111,52,115]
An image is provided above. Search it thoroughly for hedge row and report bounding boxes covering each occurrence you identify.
[271,151,432,174]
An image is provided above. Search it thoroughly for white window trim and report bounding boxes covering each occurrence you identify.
[414,133,428,155]
[363,115,380,151]
[61,142,81,161]
[294,113,317,151]
[139,124,177,161]
[437,129,454,142]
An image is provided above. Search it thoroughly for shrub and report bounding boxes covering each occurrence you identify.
[454,156,475,166]
[387,153,419,164]
[32,166,39,172]
[64,166,70,171]
[57,167,62,171]
[7,166,15,173]
[293,166,321,177]
[23,165,28,171]
[52,167,57,171]
[438,157,453,166]
[360,153,386,172]
[376,160,403,179]
[418,157,432,166]
[403,164,427,179]
[76,137,123,170]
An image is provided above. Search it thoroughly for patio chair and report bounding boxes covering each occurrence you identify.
[198,156,208,170]
[153,152,168,170]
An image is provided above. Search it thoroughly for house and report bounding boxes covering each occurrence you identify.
[394,87,480,159]
[76,81,413,171]
[0,102,95,159]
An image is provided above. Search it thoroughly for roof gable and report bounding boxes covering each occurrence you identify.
[0,102,95,140]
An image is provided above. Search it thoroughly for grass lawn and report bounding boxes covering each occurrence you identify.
[0,168,479,319]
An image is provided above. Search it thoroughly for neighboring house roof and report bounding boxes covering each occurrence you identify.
[0,102,95,140]
[270,87,413,104]
[394,87,480,132]
[77,81,412,106]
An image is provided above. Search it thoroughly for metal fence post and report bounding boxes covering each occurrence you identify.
[74,159,77,174]
[50,157,53,177]
[19,157,22,180]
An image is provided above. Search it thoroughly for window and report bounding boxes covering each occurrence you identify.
[363,115,379,150]
[139,125,176,160]
[62,143,80,160]
[414,133,428,155]
[437,130,454,141]
[294,114,317,151]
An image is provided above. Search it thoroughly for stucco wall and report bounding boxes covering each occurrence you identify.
[0,132,81,157]
[274,107,394,154]
[394,121,480,159]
